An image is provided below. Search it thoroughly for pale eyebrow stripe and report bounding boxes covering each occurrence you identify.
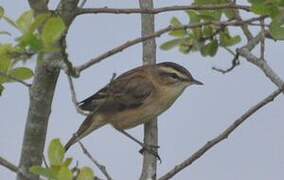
[159,67,188,79]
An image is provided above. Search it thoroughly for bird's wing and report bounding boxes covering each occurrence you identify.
[79,75,154,112]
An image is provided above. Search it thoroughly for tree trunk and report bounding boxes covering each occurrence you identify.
[17,55,60,180]
[139,0,158,180]
[17,1,78,179]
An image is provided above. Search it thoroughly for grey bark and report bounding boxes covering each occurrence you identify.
[17,1,78,179]
[139,0,158,180]
[17,58,60,180]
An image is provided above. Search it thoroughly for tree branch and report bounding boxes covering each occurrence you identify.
[78,142,112,180]
[237,33,284,90]
[0,72,31,88]
[0,156,20,174]
[76,4,250,15]
[0,156,46,180]
[212,50,239,74]
[159,88,282,180]
[230,0,253,40]
[74,16,265,74]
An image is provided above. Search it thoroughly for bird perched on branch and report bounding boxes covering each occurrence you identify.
[65,62,203,151]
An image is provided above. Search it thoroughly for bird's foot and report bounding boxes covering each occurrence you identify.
[139,144,161,163]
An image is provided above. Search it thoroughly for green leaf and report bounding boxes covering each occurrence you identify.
[0,6,4,19]
[251,4,279,17]
[160,39,180,50]
[0,44,13,80]
[78,167,95,180]
[48,139,65,166]
[179,44,191,54]
[18,33,42,51]
[270,18,284,40]
[57,166,73,180]
[186,10,201,24]
[170,17,182,27]
[29,13,51,33]
[63,158,72,167]
[41,17,66,47]
[30,166,56,179]
[220,32,241,47]
[16,10,34,33]
[8,67,33,82]
[201,39,218,57]
[169,17,186,37]
[203,26,213,37]
[0,84,4,96]
[223,9,235,19]
[0,55,12,73]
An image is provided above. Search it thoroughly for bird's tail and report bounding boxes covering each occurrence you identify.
[64,114,106,152]
[64,135,77,152]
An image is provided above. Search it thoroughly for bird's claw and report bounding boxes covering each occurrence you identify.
[139,144,161,163]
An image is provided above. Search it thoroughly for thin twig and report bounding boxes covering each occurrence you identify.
[0,71,31,88]
[212,50,239,74]
[0,156,19,173]
[76,4,250,15]
[159,88,282,180]
[66,75,90,116]
[42,154,48,168]
[75,16,266,73]
[0,156,41,180]
[78,141,112,180]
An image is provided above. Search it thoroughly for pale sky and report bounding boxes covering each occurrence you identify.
[1,0,284,179]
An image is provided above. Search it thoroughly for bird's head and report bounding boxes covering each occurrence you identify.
[154,62,203,89]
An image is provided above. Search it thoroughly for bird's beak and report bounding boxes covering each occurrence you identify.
[192,79,203,85]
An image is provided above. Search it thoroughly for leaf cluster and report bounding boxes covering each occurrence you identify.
[30,139,95,180]
[0,7,66,95]
[160,0,241,57]
[249,0,284,39]
[161,0,284,56]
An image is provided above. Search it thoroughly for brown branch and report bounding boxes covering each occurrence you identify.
[212,52,239,74]
[159,88,282,180]
[0,156,42,180]
[74,16,266,74]
[78,141,112,180]
[0,71,31,88]
[0,156,20,174]
[76,4,250,15]
[230,0,253,40]
[237,32,284,89]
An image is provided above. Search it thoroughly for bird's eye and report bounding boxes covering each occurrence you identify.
[169,73,179,79]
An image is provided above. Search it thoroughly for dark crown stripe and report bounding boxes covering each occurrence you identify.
[158,62,192,79]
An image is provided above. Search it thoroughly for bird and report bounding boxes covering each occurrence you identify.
[64,62,203,151]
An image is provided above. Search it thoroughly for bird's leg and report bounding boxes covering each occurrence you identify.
[116,129,161,161]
